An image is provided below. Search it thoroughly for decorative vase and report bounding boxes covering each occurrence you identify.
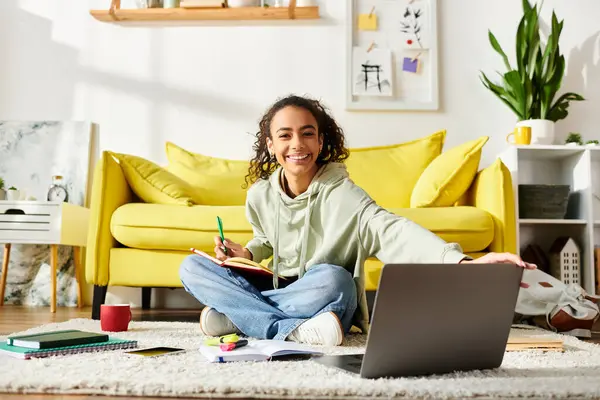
[0,189,5,200]
[516,119,555,145]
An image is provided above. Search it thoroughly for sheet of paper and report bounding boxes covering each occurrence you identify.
[402,57,420,73]
[358,13,377,30]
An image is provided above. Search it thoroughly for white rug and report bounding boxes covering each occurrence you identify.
[1,319,600,399]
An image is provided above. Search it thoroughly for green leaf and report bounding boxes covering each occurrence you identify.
[503,70,527,117]
[522,0,532,14]
[480,72,523,119]
[488,30,512,71]
[516,16,527,75]
[540,54,565,117]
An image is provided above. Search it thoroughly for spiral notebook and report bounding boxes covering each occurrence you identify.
[0,337,138,360]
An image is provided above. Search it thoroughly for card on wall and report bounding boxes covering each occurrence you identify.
[358,13,378,30]
[399,0,431,50]
[351,46,393,97]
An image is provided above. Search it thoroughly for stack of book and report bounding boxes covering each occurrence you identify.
[0,329,138,359]
[506,336,564,352]
[180,0,225,8]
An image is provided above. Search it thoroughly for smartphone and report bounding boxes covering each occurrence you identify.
[125,346,185,357]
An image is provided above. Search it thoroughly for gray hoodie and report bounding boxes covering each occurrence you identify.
[244,162,467,332]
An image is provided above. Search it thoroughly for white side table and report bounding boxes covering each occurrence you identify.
[0,201,90,312]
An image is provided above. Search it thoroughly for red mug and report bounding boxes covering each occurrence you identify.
[100,304,132,332]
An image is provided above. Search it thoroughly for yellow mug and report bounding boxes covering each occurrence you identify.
[506,126,532,145]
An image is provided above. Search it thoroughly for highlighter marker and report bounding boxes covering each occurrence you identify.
[220,339,248,351]
[204,333,240,346]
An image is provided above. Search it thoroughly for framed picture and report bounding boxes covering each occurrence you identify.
[346,0,439,111]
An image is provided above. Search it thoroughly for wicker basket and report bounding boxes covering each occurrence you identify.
[518,184,571,219]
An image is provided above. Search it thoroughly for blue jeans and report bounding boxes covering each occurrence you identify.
[179,254,358,340]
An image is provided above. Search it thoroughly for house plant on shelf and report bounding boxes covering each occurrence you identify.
[0,177,5,200]
[480,0,584,145]
[565,132,583,146]
[6,186,21,201]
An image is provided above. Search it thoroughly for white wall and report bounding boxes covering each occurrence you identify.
[1,0,599,308]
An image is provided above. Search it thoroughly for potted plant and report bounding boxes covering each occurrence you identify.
[6,186,21,201]
[565,133,583,146]
[480,0,584,145]
[586,140,599,146]
[0,177,5,200]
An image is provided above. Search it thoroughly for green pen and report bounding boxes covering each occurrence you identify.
[217,216,227,255]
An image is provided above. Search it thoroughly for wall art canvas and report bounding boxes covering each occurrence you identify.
[351,47,394,97]
[0,121,95,306]
[399,0,431,50]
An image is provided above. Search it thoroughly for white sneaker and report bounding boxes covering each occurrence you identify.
[199,307,241,337]
[287,311,344,346]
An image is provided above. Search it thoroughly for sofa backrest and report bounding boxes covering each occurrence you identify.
[344,130,445,208]
[165,130,445,208]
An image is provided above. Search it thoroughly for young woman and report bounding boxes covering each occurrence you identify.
[179,95,535,346]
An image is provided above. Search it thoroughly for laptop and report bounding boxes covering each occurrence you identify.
[312,263,524,378]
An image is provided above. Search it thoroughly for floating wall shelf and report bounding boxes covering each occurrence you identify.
[90,0,319,22]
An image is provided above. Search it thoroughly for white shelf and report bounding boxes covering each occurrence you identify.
[500,146,598,295]
[512,145,585,161]
[519,219,587,225]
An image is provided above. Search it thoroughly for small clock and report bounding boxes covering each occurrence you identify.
[47,175,69,203]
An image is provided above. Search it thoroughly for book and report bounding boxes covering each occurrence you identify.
[180,0,225,8]
[506,336,564,352]
[190,248,288,280]
[0,338,138,360]
[6,329,109,349]
[199,339,323,362]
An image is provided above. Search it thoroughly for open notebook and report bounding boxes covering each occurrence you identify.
[191,248,288,280]
[199,339,323,362]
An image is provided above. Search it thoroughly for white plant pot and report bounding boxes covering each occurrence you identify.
[6,190,21,201]
[516,119,555,145]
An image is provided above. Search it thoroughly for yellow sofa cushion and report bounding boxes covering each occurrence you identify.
[110,203,493,254]
[410,136,489,208]
[345,131,445,208]
[165,142,249,206]
[110,152,202,206]
[111,203,253,253]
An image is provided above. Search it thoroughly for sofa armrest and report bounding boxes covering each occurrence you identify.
[467,158,516,254]
[85,151,134,286]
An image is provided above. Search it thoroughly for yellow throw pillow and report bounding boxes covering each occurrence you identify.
[410,136,489,208]
[345,130,446,208]
[165,142,249,206]
[110,152,201,206]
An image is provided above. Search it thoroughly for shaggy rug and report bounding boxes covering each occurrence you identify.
[1,318,600,399]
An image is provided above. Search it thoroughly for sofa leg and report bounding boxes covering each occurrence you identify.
[92,285,108,320]
[142,287,152,310]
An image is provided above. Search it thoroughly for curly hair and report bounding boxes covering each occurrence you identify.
[244,95,350,187]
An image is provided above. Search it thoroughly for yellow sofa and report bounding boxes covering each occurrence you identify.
[85,131,516,319]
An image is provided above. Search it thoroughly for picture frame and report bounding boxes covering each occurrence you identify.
[345,0,439,111]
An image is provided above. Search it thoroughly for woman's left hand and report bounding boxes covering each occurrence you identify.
[460,252,536,288]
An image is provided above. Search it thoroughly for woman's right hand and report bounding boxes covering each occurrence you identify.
[214,236,252,261]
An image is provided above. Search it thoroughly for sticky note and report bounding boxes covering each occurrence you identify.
[402,57,420,73]
[358,14,378,31]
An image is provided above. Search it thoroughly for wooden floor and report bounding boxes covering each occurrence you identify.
[1,305,600,400]
[0,305,200,336]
